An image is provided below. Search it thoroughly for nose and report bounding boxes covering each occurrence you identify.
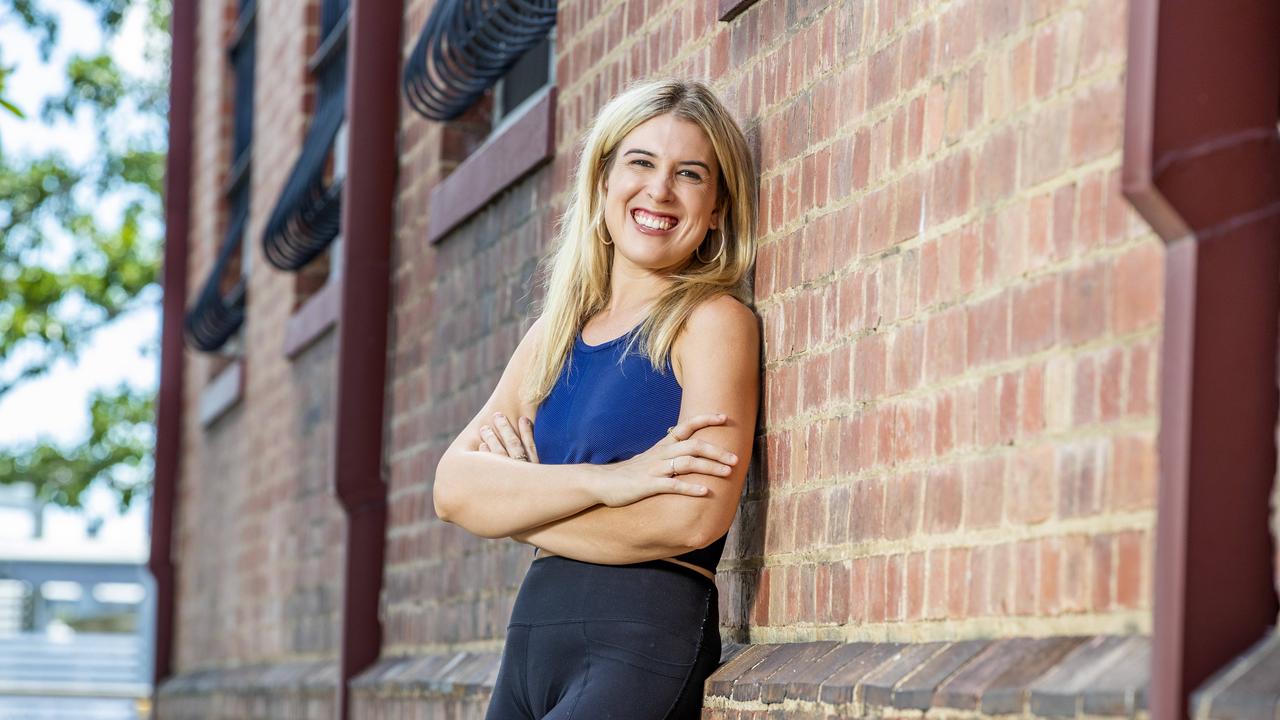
[646,174,674,203]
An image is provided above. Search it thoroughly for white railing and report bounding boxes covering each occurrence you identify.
[0,632,149,719]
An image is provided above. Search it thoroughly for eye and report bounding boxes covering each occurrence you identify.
[678,169,705,182]
[629,158,654,168]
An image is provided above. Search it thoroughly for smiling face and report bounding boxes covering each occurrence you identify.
[601,113,722,277]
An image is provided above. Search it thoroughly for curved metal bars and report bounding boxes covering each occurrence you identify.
[262,52,346,270]
[184,204,248,352]
[403,0,556,121]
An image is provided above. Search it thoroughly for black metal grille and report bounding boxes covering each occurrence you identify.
[185,0,256,352]
[261,0,349,271]
[403,0,557,121]
[184,201,248,352]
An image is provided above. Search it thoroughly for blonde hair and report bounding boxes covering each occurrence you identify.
[522,79,758,405]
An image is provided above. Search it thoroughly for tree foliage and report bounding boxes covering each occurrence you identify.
[0,0,168,511]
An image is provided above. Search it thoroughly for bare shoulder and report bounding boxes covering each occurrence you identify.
[687,294,757,334]
[673,294,760,383]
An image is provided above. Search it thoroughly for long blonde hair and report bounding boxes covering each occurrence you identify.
[522,79,758,405]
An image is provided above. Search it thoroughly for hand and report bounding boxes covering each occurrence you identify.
[595,413,739,508]
[477,413,539,463]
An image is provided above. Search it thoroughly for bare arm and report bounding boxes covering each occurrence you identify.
[434,317,720,539]
[512,296,761,563]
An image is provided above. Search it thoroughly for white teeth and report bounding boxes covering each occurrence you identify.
[633,210,675,231]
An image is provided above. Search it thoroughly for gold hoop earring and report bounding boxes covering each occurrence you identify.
[601,235,613,246]
[696,231,725,264]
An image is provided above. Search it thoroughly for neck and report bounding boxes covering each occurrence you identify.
[604,257,670,317]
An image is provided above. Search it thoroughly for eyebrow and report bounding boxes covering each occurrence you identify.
[623,148,711,173]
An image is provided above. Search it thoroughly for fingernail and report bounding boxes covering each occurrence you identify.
[729,453,739,462]
[719,413,727,419]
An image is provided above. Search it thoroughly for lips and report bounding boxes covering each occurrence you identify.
[631,208,680,232]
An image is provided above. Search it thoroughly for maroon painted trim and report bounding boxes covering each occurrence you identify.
[719,0,761,22]
[426,87,555,243]
[333,0,400,717]
[1122,2,1280,720]
[283,277,341,359]
[197,358,244,427]
[148,0,196,690]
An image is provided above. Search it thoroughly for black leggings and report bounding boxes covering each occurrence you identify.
[485,555,721,720]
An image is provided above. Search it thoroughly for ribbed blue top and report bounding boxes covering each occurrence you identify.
[532,322,727,575]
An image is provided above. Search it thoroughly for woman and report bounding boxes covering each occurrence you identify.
[433,79,760,719]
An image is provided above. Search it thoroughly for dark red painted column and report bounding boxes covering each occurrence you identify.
[149,0,197,692]
[1123,2,1280,719]
[332,0,402,717]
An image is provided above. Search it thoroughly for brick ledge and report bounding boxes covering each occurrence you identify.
[1192,629,1280,720]
[706,635,1149,718]
[350,650,501,698]
[156,659,337,697]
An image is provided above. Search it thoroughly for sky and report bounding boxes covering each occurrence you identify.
[0,0,160,559]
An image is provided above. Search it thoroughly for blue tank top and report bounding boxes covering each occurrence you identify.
[532,323,727,575]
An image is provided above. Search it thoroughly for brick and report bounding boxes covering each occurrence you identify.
[1092,534,1114,611]
[1110,433,1156,511]
[1061,261,1109,345]
[1115,530,1145,610]
[866,555,888,622]
[886,553,905,621]
[708,644,781,698]
[1008,444,1055,526]
[1069,78,1123,164]
[888,321,925,394]
[924,467,962,533]
[819,643,905,706]
[1028,635,1135,717]
[892,640,990,709]
[1058,441,1102,519]
[1011,275,1057,355]
[963,455,1005,529]
[1113,240,1163,333]
[850,476,886,541]
[883,472,921,540]
[862,642,948,707]
[966,291,1009,369]
[925,305,966,383]
[785,642,875,701]
[981,637,1091,714]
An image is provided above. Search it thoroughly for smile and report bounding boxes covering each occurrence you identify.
[631,208,679,232]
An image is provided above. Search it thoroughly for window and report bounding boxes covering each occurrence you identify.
[403,0,558,243]
[261,0,349,286]
[184,0,256,357]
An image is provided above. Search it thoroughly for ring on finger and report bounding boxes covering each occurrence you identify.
[669,457,676,477]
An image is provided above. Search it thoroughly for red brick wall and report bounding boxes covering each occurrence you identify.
[383,0,1161,660]
[166,0,345,705]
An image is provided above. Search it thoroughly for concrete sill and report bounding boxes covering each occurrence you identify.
[283,277,341,359]
[426,87,556,244]
[199,358,244,429]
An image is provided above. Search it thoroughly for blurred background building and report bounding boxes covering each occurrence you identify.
[0,484,152,720]
[152,0,1280,718]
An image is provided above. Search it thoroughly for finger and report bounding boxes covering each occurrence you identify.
[663,413,729,444]
[660,476,709,496]
[493,413,528,460]
[519,417,540,464]
[478,441,491,453]
[682,456,734,477]
[479,425,508,456]
[672,437,739,465]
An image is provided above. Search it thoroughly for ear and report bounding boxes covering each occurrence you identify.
[708,203,722,230]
